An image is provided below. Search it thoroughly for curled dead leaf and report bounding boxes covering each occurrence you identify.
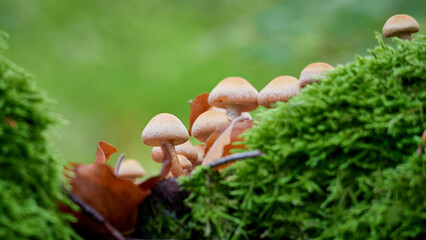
[94,141,117,164]
[61,163,150,235]
[188,92,210,135]
[60,142,149,236]
[202,117,253,167]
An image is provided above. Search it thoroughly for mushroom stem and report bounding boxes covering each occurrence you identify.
[399,33,412,41]
[226,105,242,119]
[161,140,184,177]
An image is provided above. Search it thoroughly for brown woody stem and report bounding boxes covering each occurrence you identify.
[161,140,184,177]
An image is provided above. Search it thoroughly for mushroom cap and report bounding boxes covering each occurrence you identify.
[117,159,146,179]
[258,76,300,108]
[178,155,192,170]
[151,140,198,163]
[299,62,334,88]
[382,14,420,38]
[194,144,205,165]
[142,113,189,146]
[191,110,231,142]
[208,77,259,112]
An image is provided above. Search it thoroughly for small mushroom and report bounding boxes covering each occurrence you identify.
[178,155,193,176]
[208,77,259,119]
[117,159,145,181]
[258,76,300,108]
[142,113,188,177]
[191,110,232,142]
[299,62,334,88]
[151,140,198,165]
[382,14,420,40]
[193,144,206,166]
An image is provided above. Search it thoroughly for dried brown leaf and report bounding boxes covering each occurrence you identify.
[188,92,210,135]
[202,117,253,166]
[94,141,117,164]
[61,164,150,235]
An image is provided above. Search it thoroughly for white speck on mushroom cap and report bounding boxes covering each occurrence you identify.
[191,110,231,142]
[382,14,420,38]
[208,77,259,112]
[142,113,189,146]
[299,62,334,87]
[259,76,300,108]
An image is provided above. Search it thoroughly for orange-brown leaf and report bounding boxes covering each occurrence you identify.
[62,164,150,235]
[202,118,253,166]
[94,141,118,164]
[188,92,210,135]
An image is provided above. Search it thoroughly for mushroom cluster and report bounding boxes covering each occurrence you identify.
[139,13,420,178]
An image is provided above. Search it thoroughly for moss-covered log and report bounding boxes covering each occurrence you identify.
[145,34,426,239]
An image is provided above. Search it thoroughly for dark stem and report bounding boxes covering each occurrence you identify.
[61,186,125,240]
[114,154,125,176]
[206,150,263,168]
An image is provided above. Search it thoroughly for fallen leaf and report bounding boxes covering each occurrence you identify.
[94,141,117,164]
[202,117,253,167]
[61,142,149,236]
[61,164,150,235]
[188,92,210,135]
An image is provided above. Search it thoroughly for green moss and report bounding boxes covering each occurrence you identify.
[149,34,426,239]
[0,31,79,239]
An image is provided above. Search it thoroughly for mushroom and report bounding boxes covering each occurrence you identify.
[151,140,198,166]
[193,144,206,166]
[258,76,300,108]
[382,14,420,40]
[208,77,259,119]
[178,155,193,176]
[142,113,188,177]
[117,159,145,181]
[191,110,232,142]
[299,62,334,88]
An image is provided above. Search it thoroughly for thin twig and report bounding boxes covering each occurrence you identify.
[115,154,125,176]
[61,186,125,240]
[206,150,263,168]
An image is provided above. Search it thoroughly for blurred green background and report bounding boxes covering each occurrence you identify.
[0,0,424,176]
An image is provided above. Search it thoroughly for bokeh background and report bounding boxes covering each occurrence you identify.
[0,0,424,176]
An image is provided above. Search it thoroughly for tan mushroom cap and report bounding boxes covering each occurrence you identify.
[142,113,189,146]
[299,62,334,88]
[208,77,259,112]
[259,76,300,108]
[117,159,146,179]
[193,144,205,165]
[382,14,420,39]
[191,110,231,142]
[151,140,198,163]
[178,155,192,170]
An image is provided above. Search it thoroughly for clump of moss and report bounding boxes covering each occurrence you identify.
[0,31,79,239]
[148,34,426,239]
